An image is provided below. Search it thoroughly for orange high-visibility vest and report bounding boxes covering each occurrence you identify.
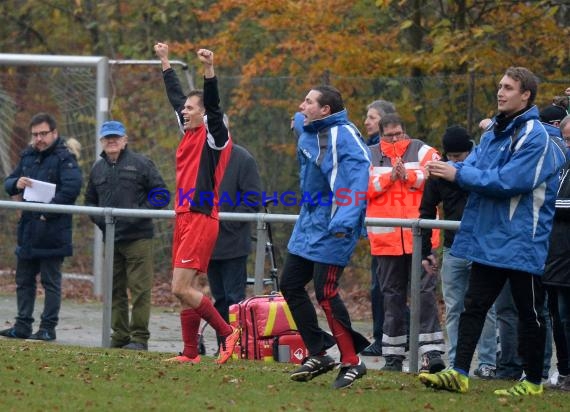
[367,138,441,256]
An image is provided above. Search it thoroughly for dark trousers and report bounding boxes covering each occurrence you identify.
[280,253,359,355]
[547,285,570,376]
[455,262,546,384]
[207,255,248,329]
[15,256,63,334]
[370,257,384,342]
[496,280,552,379]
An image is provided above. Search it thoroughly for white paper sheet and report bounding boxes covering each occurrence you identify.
[23,179,56,203]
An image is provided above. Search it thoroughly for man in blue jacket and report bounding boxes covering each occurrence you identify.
[418,67,566,396]
[1,112,82,341]
[281,85,371,389]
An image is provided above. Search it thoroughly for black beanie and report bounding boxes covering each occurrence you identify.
[540,105,567,124]
[442,126,473,153]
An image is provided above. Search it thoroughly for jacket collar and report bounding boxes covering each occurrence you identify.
[380,138,411,158]
[303,109,349,133]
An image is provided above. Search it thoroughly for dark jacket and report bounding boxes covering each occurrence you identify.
[4,138,82,259]
[84,147,168,242]
[543,160,570,287]
[211,144,262,260]
[419,161,469,259]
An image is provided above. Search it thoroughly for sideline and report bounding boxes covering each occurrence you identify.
[0,294,390,369]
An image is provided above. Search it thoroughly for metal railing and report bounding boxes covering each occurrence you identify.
[0,200,459,372]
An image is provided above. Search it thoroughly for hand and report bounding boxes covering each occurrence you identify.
[197,49,215,78]
[197,49,214,66]
[391,158,407,181]
[421,254,438,276]
[479,118,492,130]
[16,177,32,190]
[425,160,457,182]
[154,42,169,59]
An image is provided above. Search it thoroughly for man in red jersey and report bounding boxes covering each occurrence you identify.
[154,43,238,364]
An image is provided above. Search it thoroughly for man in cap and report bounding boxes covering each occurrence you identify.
[85,120,169,350]
[419,126,497,379]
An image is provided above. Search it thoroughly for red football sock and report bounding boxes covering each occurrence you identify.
[322,300,358,365]
[180,308,201,359]
[195,295,233,337]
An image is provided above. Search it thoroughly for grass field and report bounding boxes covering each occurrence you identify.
[0,339,566,411]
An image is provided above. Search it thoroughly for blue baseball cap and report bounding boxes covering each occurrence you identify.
[100,120,126,138]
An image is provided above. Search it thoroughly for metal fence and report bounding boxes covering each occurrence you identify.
[0,199,459,372]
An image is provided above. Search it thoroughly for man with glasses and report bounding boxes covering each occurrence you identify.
[365,113,445,373]
[2,112,82,341]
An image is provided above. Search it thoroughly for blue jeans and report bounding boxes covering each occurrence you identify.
[15,256,63,334]
[207,256,248,325]
[441,249,497,368]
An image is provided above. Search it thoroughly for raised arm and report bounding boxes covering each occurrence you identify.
[198,49,229,149]
[154,42,186,129]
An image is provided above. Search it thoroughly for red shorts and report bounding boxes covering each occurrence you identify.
[172,212,219,273]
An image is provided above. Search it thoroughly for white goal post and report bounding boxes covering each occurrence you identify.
[0,53,110,297]
[0,53,193,298]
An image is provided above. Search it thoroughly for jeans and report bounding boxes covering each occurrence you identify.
[207,255,248,326]
[15,256,63,334]
[440,249,497,368]
[111,238,154,346]
[370,257,384,342]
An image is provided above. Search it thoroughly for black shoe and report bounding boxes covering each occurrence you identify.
[420,351,445,374]
[122,342,148,351]
[290,355,337,382]
[361,341,382,356]
[0,327,30,339]
[333,359,367,389]
[28,329,56,341]
[381,356,403,372]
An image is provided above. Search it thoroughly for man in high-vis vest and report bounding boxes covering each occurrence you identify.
[366,113,445,373]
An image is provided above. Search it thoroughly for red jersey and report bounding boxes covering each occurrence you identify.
[163,70,232,217]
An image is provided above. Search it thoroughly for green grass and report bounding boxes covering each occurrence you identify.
[0,339,566,412]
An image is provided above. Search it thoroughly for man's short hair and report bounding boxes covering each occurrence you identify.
[504,67,538,106]
[367,99,396,117]
[186,90,204,108]
[29,112,56,130]
[379,113,404,134]
[312,85,344,114]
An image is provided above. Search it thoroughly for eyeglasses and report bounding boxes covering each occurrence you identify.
[382,131,405,139]
[31,130,53,139]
